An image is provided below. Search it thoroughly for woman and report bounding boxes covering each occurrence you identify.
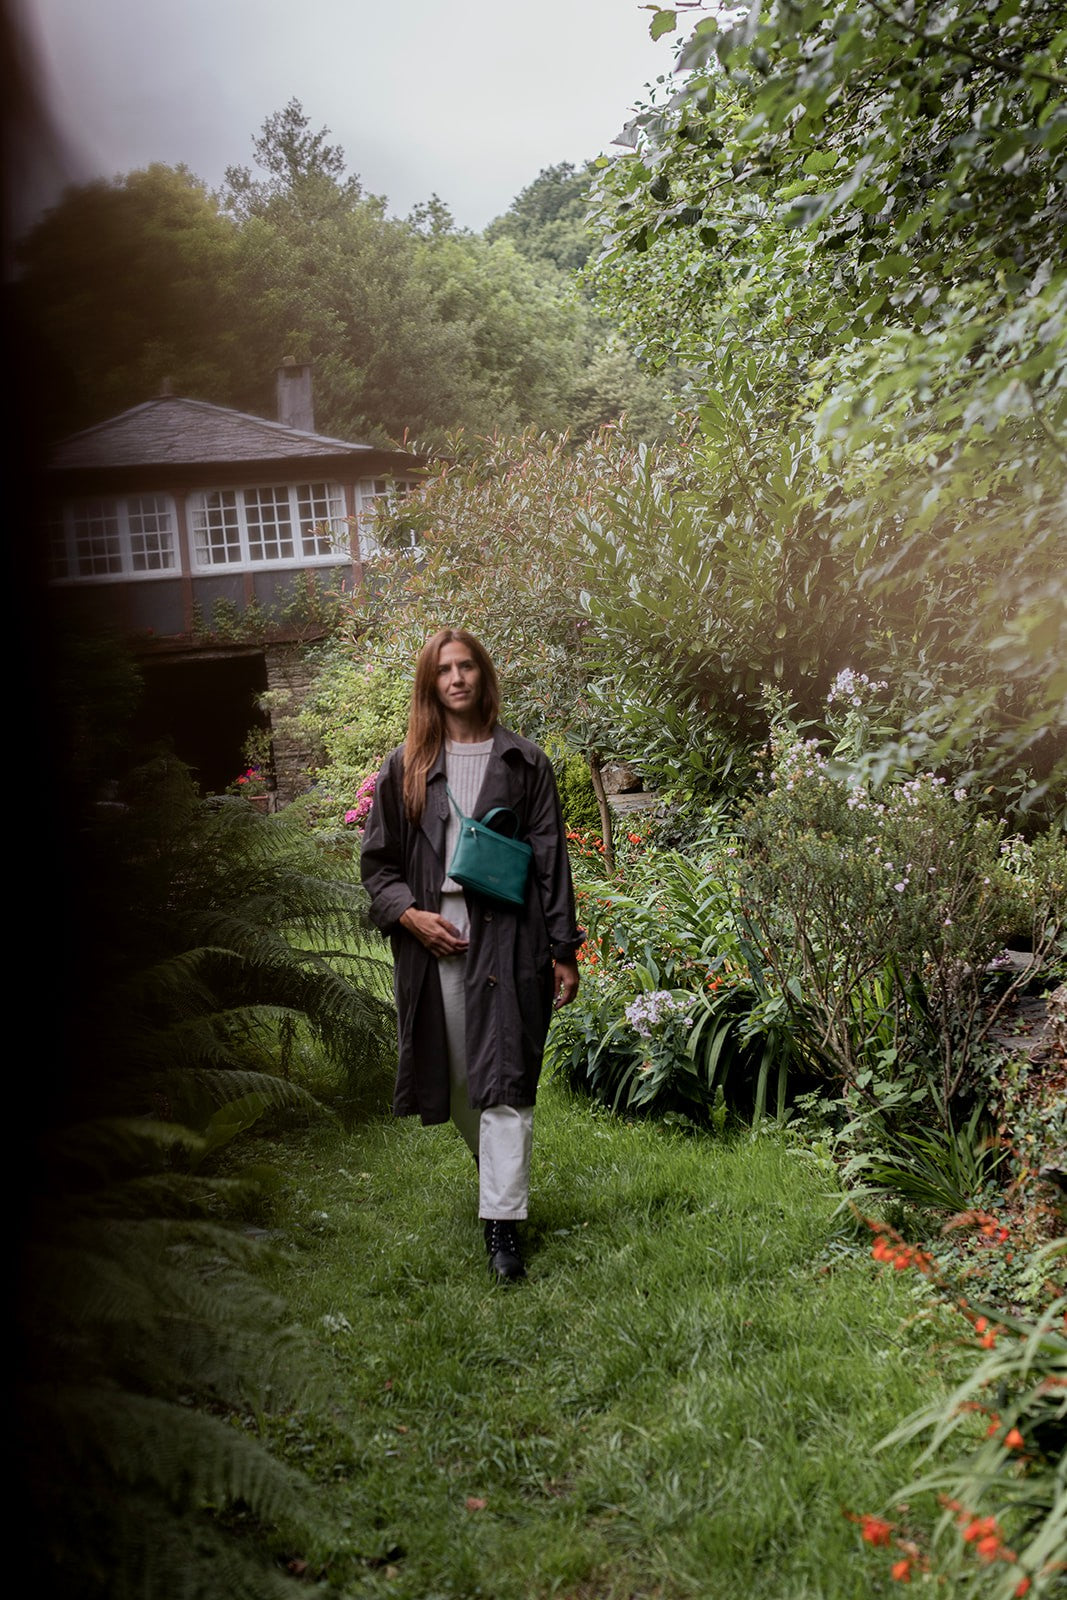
[360,628,582,1282]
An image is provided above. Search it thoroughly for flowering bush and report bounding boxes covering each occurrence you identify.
[737,677,1066,1120]
[344,773,377,830]
[619,988,697,1108]
[550,843,816,1124]
[227,765,270,798]
[850,1222,1066,1597]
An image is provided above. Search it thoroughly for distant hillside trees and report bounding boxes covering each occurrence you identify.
[14,100,672,445]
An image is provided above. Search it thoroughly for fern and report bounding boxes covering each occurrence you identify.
[18,753,395,1598]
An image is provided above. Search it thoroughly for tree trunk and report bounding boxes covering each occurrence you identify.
[587,748,615,873]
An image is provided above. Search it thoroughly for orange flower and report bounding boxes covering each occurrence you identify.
[1014,1578,1032,1596]
[860,1515,893,1546]
[891,1558,912,1582]
[1004,1427,1025,1450]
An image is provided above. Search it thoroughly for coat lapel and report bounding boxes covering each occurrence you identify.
[421,748,450,865]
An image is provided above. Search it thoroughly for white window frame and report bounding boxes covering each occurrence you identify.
[355,478,417,561]
[48,493,179,583]
[188,480,349,571]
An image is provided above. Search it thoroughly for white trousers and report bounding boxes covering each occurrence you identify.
[438,892,533,1221]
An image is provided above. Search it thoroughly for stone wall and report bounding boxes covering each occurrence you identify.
[263,642,325,805]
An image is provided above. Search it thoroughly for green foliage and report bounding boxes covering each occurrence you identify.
[485,161,599,274]
[548,743,601,834]
[17,100,669,447]
[877,1243,1066,1597]
[16,749,402,1598]
[14,163,246,438]
[574,420,885,802]
[295,640,410,829]
[248,1099,947,1599]
[322,424,689,772]
[551,840,815,1124]
[19,1126,314,1600]
[844,1102,1011,1216]
[737,680,1067,1119]
[60,759,389,1116]
[588,0,1067,799]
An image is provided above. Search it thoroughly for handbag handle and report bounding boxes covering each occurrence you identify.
[478,806,520,839]
[446,787,521,839]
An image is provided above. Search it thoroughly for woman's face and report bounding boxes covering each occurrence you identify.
[435,639,483,720]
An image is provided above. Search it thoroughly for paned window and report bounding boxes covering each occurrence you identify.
[73,500,122,576]
[245,486,295,562]
[49,495,177,581]
[297,482,348,557]
[128,495,178,571]
[192,490,242,566]
[356,479,414,560]
[189,482,348,569]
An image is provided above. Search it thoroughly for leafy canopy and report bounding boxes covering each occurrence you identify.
[586,0,1067,799]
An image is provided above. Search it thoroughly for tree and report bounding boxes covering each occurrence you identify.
[485,161,600,273]
[316,425,718,861]
[13,164,245,439]
[587,0,1067,803]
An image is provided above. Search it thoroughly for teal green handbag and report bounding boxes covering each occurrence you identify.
[446,786,532,909]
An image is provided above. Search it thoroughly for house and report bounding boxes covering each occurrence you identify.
[44,362,422,801]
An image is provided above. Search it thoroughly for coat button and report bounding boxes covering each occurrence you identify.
[484,911,494,922]
[487,974,497,986]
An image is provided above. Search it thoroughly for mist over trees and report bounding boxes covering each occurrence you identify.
[13,99,673,446]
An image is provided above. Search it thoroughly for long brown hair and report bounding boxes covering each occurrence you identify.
[402,628,500,823]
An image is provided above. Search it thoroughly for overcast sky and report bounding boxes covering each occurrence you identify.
[10,0,679,238]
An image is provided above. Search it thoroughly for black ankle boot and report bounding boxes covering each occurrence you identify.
[484,1219,525,1283]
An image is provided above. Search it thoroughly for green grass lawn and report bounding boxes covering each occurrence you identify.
[251,1078,947,1599]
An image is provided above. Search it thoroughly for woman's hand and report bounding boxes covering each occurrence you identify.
[553,959,580,1009]
[399,907,469,957]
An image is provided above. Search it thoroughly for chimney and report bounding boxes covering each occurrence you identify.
[276,357,315,432]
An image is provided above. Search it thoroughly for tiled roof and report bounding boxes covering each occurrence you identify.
[49,396,382,471]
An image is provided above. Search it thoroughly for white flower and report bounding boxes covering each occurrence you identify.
[321,1312,353,1335]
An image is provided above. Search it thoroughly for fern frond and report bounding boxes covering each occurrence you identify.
[24,1384,307,1521]
[93,1503,302,1600]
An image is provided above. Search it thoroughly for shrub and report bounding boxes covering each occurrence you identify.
[550,744,601,834]
[737,679,1066,1123]
[294,641,410,830]
[551,839,817,1124]
[851,1228,1066,1597]
[17,753,398,1599]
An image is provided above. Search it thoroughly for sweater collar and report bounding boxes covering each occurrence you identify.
[427,723,534,781]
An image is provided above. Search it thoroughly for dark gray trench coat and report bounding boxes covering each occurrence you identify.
[359,725,582,1123]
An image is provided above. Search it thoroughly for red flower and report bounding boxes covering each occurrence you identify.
[860,1515,893,1546]
[962,1517,998,1544]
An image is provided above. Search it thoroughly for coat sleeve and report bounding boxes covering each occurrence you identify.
[359,750,417,934]
[525,751,582,962]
